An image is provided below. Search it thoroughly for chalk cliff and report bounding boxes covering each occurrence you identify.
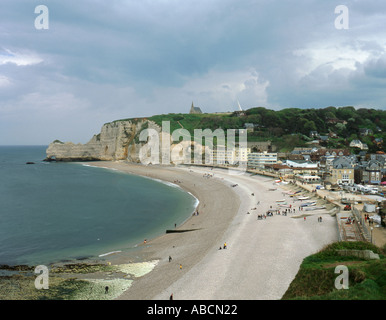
[45,119,160,162]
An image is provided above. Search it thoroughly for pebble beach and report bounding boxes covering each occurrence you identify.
[88,162,339,300]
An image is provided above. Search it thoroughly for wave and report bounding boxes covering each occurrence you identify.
[98,251,122,257]
[82,164,118,171]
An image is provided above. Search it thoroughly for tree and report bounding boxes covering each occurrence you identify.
[336,106,355,120]
[303,120,317,134]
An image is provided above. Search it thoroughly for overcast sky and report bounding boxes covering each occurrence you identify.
[1,0,385,145]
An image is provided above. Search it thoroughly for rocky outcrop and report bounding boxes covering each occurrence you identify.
[45,119,161,162]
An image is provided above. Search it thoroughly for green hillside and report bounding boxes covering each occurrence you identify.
[282,241,386,300]
[116,106,386,152]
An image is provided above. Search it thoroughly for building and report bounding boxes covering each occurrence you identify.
[284,159,319,169]
[264,164,293,176]
[359,128,373,136]
[235,147,251,164]
[355,155,385,185]
[291,147,315,155]
[210,147,251,166]
[374,138,383,148]
[310,148,351,162]
[210,147,234,165]
[248,141,275,153]
[349,139,369,150]
[292,167,320,176]
[309,131,320,138]
[297,175,322,184]
[319,135,329,143]
[189,102,202,114]
[248,152,277,168]
[331,156,355,185]
[363,160,383,184]
[244,123,255,133]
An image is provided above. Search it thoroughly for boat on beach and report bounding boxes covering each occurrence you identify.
[300,201,316,207]
[305,206,326,211]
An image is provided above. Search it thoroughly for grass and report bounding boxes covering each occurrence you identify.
[282,241,386,300]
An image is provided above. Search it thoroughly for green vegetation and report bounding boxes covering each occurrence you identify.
[113,106,386,152]
[282,241,386,300]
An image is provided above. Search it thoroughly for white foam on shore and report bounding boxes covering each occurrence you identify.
[189,192,200,209]
[82,164,117,171]
[149,177,181,189]
[98,251,122,257]
[115,260,159,278]
[140,175,200,212]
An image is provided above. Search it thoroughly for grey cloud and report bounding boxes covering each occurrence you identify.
[1,0,385,144]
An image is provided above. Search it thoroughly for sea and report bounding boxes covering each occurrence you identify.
[0,146,198,266]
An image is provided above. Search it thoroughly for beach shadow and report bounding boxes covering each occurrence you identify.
[165,228,202,234]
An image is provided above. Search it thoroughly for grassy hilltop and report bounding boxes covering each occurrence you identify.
[282,241,386,300]
[117,106,386,153]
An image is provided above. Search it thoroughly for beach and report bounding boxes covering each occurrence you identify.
[88,161,339,300]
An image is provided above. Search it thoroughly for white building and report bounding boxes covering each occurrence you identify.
[248,152,277,168]
[211,147,251,166]
[349,139,369,150]
[284,160,319,169]
[235,147,251,164]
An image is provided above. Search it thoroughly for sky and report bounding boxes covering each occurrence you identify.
[0,0,385,145]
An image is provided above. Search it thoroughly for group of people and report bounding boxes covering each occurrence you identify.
[364,214,374,224]
[219,242,227,250]
[346,217,355,224]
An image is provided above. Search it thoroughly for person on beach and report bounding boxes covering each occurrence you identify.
[170,293,173,300]
[223,242,227,249]
[169,256,172,262]
[180,264,182,270]
[105,286,109,294]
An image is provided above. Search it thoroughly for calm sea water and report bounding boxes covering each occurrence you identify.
[0,146,197,266]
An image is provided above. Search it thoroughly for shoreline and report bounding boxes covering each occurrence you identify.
[86,161,242,299]
[88,161,339,300]
[0,161,340,300]
[0,161,240,300]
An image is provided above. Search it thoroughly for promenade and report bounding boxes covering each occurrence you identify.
[288,180,386,247]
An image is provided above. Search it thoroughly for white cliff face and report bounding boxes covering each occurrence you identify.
[46,119,161,162]
[45,118,207,164]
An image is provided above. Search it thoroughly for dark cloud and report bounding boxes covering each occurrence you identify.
[0,0,385,144]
